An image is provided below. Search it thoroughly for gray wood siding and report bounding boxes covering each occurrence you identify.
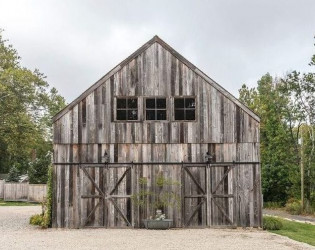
[53,43,259,145]
[52,143,261,228]
[52,39,261,229]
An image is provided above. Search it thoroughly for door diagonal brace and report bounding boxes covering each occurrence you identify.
[185,199,205,227]
[212,198,233,225]
[183,166,205,194]
[212,166,233,194]
[110,167,131,195]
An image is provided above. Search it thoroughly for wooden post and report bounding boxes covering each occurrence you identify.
[206,163,211,227]
[300,129,304,211]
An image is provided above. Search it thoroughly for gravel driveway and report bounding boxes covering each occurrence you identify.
[0,206,314,250]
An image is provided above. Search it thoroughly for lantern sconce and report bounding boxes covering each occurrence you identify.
[102,151,110,163]
[205,152,213,163]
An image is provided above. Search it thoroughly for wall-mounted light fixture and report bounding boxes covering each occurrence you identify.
[205,152,213,163]
[102,151,110,163]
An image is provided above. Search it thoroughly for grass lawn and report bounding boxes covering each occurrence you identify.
[269,218,315,246]
[0,199,40,206]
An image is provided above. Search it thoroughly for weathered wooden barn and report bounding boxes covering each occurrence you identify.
[52,36,262,229]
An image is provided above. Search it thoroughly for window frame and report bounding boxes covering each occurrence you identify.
[173,96,197,122]
[144,96,168,122]
[115,97,139,121]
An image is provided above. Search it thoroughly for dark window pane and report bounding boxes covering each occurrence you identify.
[128,110,138,120]
[116,110,126,120]
[174,98,184,108]
[186,110,195,120]
[128,98,137,108]
[157,110,166,120]
[185,98,195,108]
[175,109,185,120]
[156,98,166,108]
[146,110,156,120]
[117,99,126,109]
[146,99,155,109]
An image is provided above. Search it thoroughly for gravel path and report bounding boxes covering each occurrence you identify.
[0,206,314,250]
[264,209,315,225]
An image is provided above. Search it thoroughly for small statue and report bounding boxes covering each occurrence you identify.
[155,209,166,220]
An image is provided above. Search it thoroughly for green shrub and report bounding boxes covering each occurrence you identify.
[43,165,53,227]
[285,199,302,215]
[263,216,283,230]
[304,201,315,215]
[29,165,53,228]
[131,175,181,216]
[286,197,299,204]
[28,153,51,184]
[7,166,20,182]
[264,201,284,209]
[30,214,44,226]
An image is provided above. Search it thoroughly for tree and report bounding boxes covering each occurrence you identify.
[280,44,315,209]
[239,38,315,208]
[0,30,66,181]
[28,152,52,184]
[239,74,296,203]
[6,165,20,182]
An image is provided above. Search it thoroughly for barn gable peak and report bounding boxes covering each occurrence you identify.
[52,36,259,122]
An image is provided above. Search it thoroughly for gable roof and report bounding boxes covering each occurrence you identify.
[52,36,260,122]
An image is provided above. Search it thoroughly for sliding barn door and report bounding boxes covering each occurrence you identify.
[209,164,236,227]
[182,164,208,227]
[80,164,132,228]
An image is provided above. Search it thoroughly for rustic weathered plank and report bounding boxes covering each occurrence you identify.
[52,143,261,228]
[53,39,259,145]
[52,36,261,229]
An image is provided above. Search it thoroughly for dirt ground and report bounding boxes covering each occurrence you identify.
[0,206,314,250]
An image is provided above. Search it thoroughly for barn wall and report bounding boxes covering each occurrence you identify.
[52,41,261,229]
[52,143,261,228]
[53,43,259,145]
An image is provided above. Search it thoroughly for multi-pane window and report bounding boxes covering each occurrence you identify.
[116,98,138,120]
[145,98,167,120]
[174,97,196,120]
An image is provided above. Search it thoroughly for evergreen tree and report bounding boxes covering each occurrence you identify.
[6,165,20,182]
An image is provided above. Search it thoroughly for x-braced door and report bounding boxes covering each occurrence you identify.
[80,164,133,228]
[182,163,208,227]
[210,164,236,227]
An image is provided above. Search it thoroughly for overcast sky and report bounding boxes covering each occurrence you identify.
[0,0,314,103]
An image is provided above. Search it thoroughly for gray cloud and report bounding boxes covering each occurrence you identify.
[0,0,314,102]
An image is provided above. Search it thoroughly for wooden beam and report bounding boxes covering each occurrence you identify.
[212,194,234,198]
[110,167,131,195]
[185,199,205,227]
[109,198,132,227]
[183,167,205,194]
[212,166,233,194]
[110,195,131,198]
[212,198,233,225]
[84,201,100,226]
[184,195,206,198]
[81,167,105,197]
[81,195,103,199]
